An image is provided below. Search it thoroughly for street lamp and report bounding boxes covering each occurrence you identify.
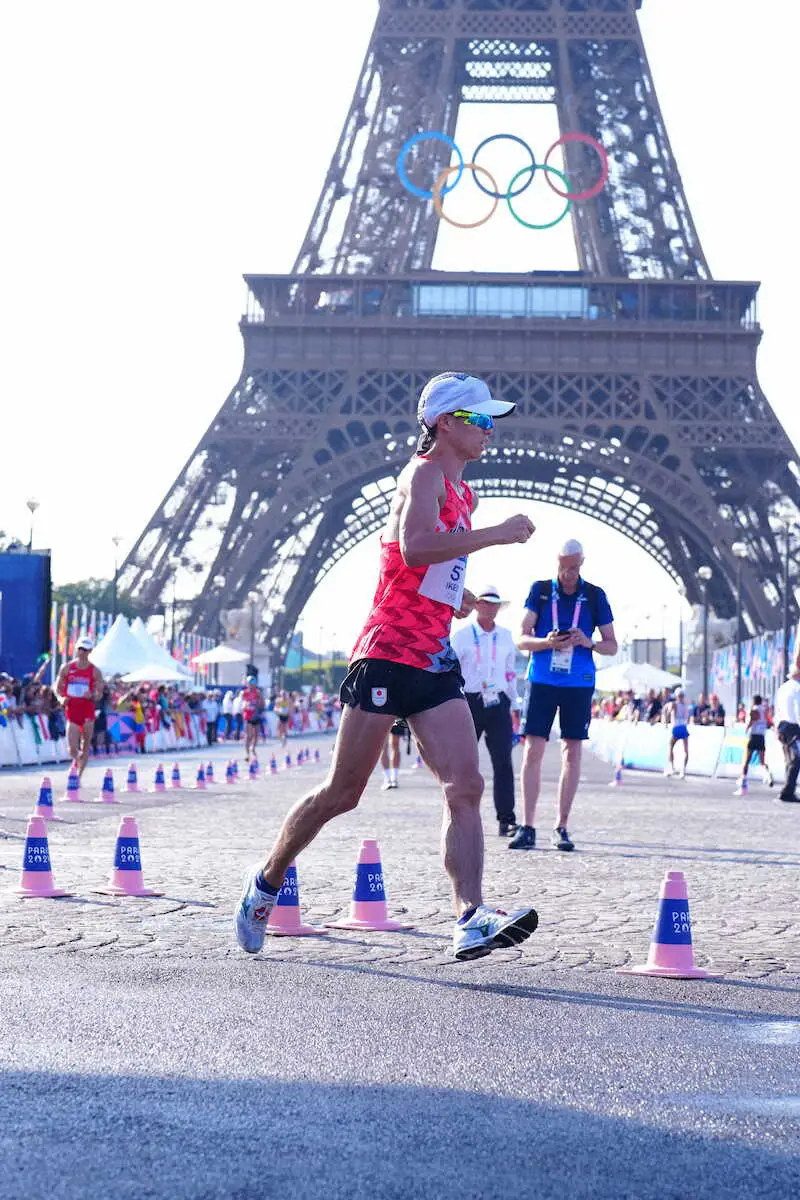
[212,575,226,682]
[26,498,39,553]
[697,566,713,699]
[731,542,749,715]
[247,591,260,671]
[111,535,123,621]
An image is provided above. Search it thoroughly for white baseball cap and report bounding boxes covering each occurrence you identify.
[76,637,94,651]
[417,373,515,429]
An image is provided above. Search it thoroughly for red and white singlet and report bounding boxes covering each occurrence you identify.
[350,475,473,673]
[63,661,96,726]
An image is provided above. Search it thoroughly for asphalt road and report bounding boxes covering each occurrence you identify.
[1,738,798,1198]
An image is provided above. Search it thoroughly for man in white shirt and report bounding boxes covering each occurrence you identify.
[203,691,221,746]
[775,668,800,803]
[452,585,518,836]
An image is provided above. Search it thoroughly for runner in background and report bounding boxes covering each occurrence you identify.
[663,686,691,778]
[380,719,408,790]
[242,675,264,761]
[55,637,103,777]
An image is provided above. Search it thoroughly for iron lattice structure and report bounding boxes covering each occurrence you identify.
[121,0,800,661]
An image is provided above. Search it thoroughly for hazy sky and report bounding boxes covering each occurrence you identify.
[2,0,796,654]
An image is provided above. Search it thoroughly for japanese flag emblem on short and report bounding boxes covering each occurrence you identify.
[371,687,387,707]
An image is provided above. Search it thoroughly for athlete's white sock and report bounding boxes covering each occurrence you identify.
[382,768,391,784]
[389,767,398,784]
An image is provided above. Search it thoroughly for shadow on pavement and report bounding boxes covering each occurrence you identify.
[1,1070,798,1200]
[292,959,800,1026]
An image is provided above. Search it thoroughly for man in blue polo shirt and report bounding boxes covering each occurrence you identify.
[510,539,617,852]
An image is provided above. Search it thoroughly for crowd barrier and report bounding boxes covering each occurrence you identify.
[588,719,787,782]
[0,709,339,768]
[0,711,208,768]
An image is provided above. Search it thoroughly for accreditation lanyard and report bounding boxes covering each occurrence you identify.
[550,580,585,675]
[472,625,500,706]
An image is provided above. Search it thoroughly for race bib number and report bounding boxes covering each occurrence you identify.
[66,680,89,698]
[418,554,467,609]
[550,646,574,675]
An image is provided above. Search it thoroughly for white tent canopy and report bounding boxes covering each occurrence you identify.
[121,663,193,683]
[130,617,192,678]
[594,661,683,694]
[192,644,249,665]
[89,615,151,677]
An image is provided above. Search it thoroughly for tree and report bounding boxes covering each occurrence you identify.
[52,578,149,621]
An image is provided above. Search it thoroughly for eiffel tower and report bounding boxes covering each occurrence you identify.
[121,0,799,665]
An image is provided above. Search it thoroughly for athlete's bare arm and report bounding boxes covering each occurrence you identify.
[92,667,104,700]
[54,664,69,703]
[396,459,534,568]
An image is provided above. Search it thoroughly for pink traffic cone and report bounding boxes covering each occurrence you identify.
[284,754,292,771]
[225,762,236,785]
[617,871,720,980]
[232,760,240,779]
[33,776,65,822]
[124,762,140,793]
[59,764,83,803]
[205,761,214,783]
[314,749,320,763]
[170,763,182,790]
[609,762,623,787]
[248,758,259,779]
[266,863,328,937]
[412,755,422,769]
[15,816,72,897]
[93,815,164,897]
[326,839,414,932]
[194,764,207,790]
[94,768,120,805]
[270,755,278,774]
[296,752,304,768]
[151,764,166,793]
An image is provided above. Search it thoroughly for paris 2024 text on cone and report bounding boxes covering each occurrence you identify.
[34,776,66,823]
[15,816,72,898]
[266,863,328,937]
[326,839,414,932]
[617,870,721,979]
[93,816,164,897]
[124,762,140,793]
[59,765,83,804]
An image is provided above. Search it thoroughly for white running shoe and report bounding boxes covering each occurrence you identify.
[733,785,744,796]
[663,766,673,778]
[452,903,539,961]
[234,866,277,954]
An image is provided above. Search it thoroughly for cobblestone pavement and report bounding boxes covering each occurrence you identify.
[1,735,798,978]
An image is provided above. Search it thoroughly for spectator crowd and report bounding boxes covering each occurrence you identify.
[591,687,767,729]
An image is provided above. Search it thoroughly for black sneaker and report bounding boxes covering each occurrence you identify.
[508,825,535,850]
[552,826,575,851]
[498,821,517,837]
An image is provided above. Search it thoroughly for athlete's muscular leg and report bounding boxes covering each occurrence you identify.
[261,705,394,889]
[67,721,81,765]
[77,720,94,776]
[409,698,484,917]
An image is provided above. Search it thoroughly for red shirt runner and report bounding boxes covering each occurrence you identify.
[350,476,473,673]
[63,661,96,727]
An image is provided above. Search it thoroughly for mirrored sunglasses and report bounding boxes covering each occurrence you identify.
[452,409,494,430]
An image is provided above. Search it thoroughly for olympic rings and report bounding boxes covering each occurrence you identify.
[432,162,499,229]
[506,164,572,230]
[396,131,464,200]
[396,129,609,227]
[543,132,609,202]
[470,134,536,200]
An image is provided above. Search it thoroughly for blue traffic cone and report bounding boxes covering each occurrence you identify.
[95,768,120,805]
[270,755,278,774]
[266,863,328,937]
[170,763,182,790]
[124,762,140,793]
[34,776,56,821]
[94,815,164,897]
[248,758,259,779]
[205,761,214,783]
[15,815,72,897]
[194,764,207,790]
[151,764,166,793]
[284,754,292,770]
[59,764,83,803]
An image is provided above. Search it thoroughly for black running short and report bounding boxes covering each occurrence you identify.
[746,733,766,756]
[340,658,465,719]
[521,682,593,741]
